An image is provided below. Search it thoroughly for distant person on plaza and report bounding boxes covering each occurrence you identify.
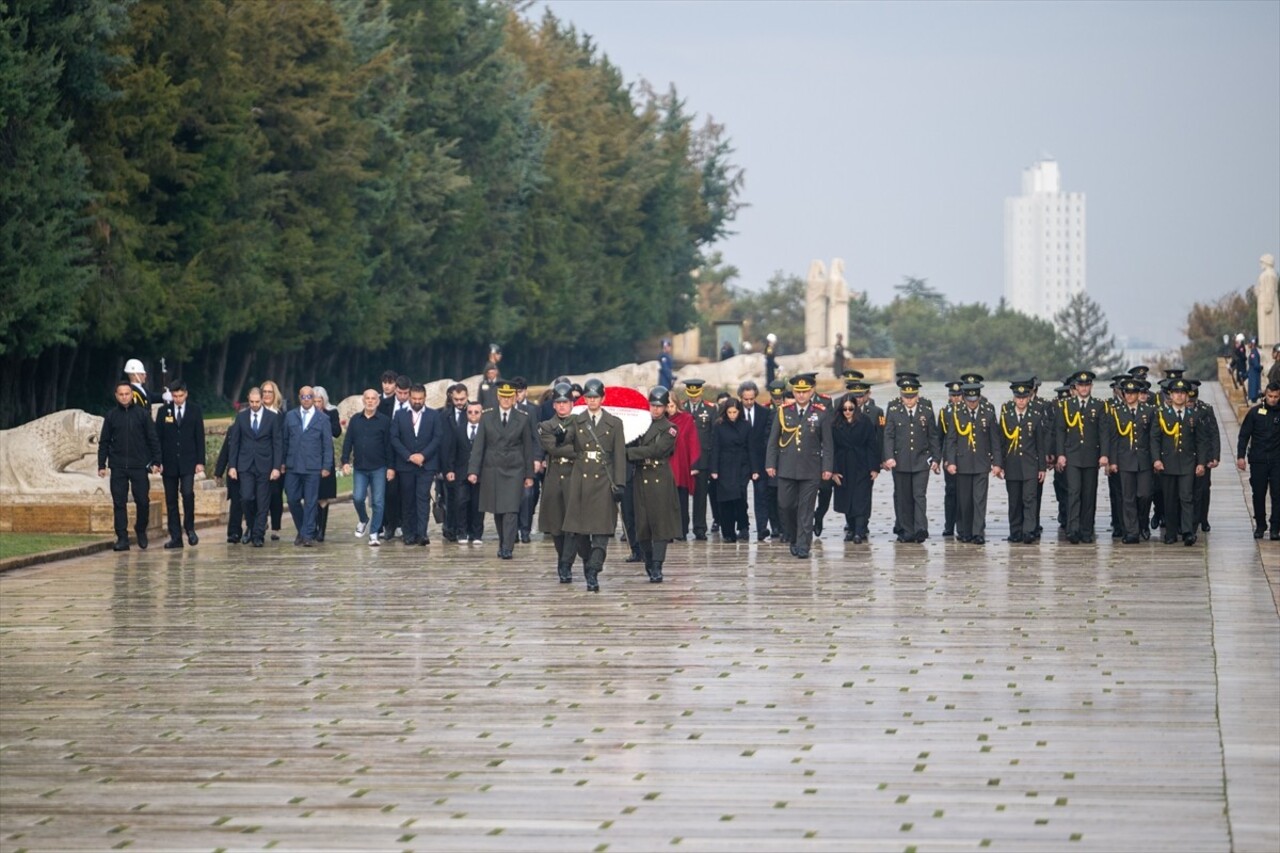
[1000,380,1048,544]
[883,374,941,543]
[1105,378,1156,544]
[1237,381,1280,539]
[381,375,412,540]
[1230,334,1247,388]
[1151,378,1211,546]
[719,340,735,361]
[455,400,486,545]
[342,389,395,547]
[664,396,701,539]
[1054,370,1108,544]
[658,339,675,389]
[391,383,442,546]
[943,382,1003,545]
[281,385,334,547]
[1187,381,1220,533]
[765,373,833,558]
[378,369,399,416]
[227,386,283,547]
[98,379,163,551]
[513,377,545,545]
[539,383,579,579]
[832,333,845,378]
[627,386,683,583]
[259,380,287,540]
[439,382,470,542]
[682,379,717,540]
[310,386,342,542]
[155,379,206,549]
[476,362,501,410]
[764,333,779,385]
[562,379,627,591]
[214,424,244,544]
[123,358,151,408]
[1268,347,1280,390]
[1247,340,1263,402]
[738,380,774,541]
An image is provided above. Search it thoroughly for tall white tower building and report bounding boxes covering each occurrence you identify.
[1004,158,1086,323]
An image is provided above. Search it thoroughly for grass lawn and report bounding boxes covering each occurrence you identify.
[0,533,107,561]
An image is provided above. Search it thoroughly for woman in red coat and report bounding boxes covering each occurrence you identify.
[665,398,701,540]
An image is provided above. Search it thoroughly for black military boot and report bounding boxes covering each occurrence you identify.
[648,561,664,583]
[557,560,572,584]
[315,506,329,542]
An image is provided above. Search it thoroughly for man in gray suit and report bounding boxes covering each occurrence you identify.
[765,373,834,559]
[468,380,534,560]
[282,385,333,546]
[227,387,283,547]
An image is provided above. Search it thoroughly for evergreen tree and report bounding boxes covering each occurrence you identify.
[731,272,805,352]
[1054,291,1125,374]
[1181,290,1253,380]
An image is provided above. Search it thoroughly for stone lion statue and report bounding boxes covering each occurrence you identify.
[0,409,108,495]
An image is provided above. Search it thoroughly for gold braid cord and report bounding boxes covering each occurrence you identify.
[1063,403,1083,437]
[1112,409,1134,450]
[1000,410,1021,455]
[777,409,801,448]
[952,408,975,451]
[1157,409,1181,452]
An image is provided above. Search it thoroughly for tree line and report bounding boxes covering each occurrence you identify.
[1,0,743,426]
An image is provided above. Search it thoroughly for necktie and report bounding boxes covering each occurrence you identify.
[469,425,476,442]
[747,408,753,427]
[502,412,508,427]
[176,406,183,427]
[252,412,259,433]
[592,414,598,428]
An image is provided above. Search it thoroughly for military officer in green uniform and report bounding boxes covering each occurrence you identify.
[943,382,1003,544]
[682,378,718,539]
[1151,377,1211,546]
[626,386,683,583]
[538,382,579,583]
[938,380,964,536]
[999,380,1045,543]
[1054,370,1109,544]
[883,374,941,543]
[562,379,628,591]
[467,380,534,560]
[1187,381,1219,532]
[1105,377,1156,544]
[765,373,833,558]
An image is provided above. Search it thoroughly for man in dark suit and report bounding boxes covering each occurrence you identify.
[738,380,772,541]
[379,374,411,537]
[468,380,535,559]
[281,385,334,546]
[390,383,442,545]
[227,386,283,547]
[438,383,469,541]
[156,379,207,548]
[447,401,484,543]
[513,377,545,543]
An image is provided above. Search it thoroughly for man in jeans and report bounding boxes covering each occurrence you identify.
[342,389,395,546]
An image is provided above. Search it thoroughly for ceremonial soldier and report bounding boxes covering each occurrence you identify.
[1105,376,1156,544]
[999,380,1045,543]
[1236,381,1280,539]
[1054,370,1108,544]
[1104,374,1130,537]
[627,387,683,583]
[882,374,941,543]
[1187,381,1219,533]
[765,372,834,558]
[937,380,964,536]
[562,379,628,591]
[466,380,534,559]
[762,378,788,539]
[764,333,779,385]
[476,362,500,411]
[943,382,1003,544]
[538,382,579,582]
[123,357,151,408]
[1151,378,1211,546]
[1049,381,1073,529]
[682,378,718,540]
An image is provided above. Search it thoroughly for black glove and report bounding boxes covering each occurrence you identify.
[612,485,625,501]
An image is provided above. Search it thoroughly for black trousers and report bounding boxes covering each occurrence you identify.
[1006,477,1038,539]
[238,469,272,540]
[268,476,284,532]
[1117,469,1153,538]
[815,479,833,529]
[383,471,402,535]
[621,467,639,552]
[1161,471,1196,537]
[1193,466,1211,527]
[1249,459,1280,532]
[1052,469,1068,525]
[494,512,518,553]
[399,467,432,541]
[892,469,930,540]
[691,470,711,536]
[955,472,989,539]
[458,481,484,541]
[519,476,541,534]
[442,478,463,538]
[1065,465,1099,537]
[778,476,820,550]
[225,480,243,539]
[110,468,151,540]
[677,486,691,538]
[1108,471,1123,532]
[163,472,196,539]
[943,468,957,533]
[718,493,748,538]
[751,477,770,535]
[767,480,781,538]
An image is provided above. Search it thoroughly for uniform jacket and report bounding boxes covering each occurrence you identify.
[1105,403,1155,472]
[282,407,335,474]
[882,400,940,472]
[944,403,1004,473]
[1151,405,1211,475]
[1238,401,1280,462]
[684,400,717,470]
[156,399,207,476]
[227,407,282,474]
[626,415,682,541]
[390,406,441,474]
[765,400,834,479]
[467,406,534,514]
[562,409,628,535]
[995,403,1043,480]
[1053,395,1106,465]
[538,413,577,534]
[98,402,162,470]
[1192,399,1220,462]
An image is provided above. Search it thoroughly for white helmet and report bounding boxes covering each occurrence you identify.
[1236,332,1246,342]
[124,358,145,374]
[766,333,777,343]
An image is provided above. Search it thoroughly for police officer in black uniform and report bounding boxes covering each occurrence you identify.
[1237,380,1280,539]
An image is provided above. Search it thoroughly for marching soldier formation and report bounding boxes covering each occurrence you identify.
[104,355,1239,592]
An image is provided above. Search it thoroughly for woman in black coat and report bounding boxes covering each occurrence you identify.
[830,392,881,543]
[312,386,343,541]
[710,398,756,542]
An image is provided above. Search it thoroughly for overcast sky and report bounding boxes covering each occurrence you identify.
[533,0,1280,349]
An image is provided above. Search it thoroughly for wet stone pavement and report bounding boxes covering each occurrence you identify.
[2,383,1277,852]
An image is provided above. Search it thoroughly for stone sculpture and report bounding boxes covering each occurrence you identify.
[1258,254,1279,348]
[805,258,850,353]
[0,410,107,495]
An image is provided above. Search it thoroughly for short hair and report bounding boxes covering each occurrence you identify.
[409,383,426,396]
[114,379,133,392]
[483,362,498,373]
[247,386,262,399]
[737,380,759,396]
[466,400,483,412]
[169,379,187,393]
[395,375,411,390]
[1267,382,1280,393]
[380,370,398,384]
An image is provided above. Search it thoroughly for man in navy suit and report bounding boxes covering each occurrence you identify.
[227,387,283,547]
[281,385,334,546]
[156,379,207,549]
[738,380,773,541]
[391,383,442,545]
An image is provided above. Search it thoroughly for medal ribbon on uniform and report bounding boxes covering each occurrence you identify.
[1112,409,1135,449]
[952,407,975,451]
[999,409,1021,455]
[1157,408,1181,451]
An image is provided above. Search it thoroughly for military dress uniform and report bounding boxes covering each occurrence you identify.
[682,379,718,539]
[1054,371,1108,543]
[626,390,682,583]
[1188,384,1219,532]
[1236,391,1280,537]
[1150,379,1212,545]
[1105,379,1156,543]
[883,377,941,543]
[999,385,1044,543]
[764,373,833,558]
[562,381,628,591]
[538,383,579,582]
[938,381,964,536]
[466,384,534,559]
[943,384,1003,543]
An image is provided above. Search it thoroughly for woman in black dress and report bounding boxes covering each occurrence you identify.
[710,398,755,542]
[830,389,880,543]
[312,385,343,542]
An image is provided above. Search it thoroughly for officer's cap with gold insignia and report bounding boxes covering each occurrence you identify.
[1010,381,1033,397]
[896,371,920,382]
[789,372,818,392]
[683,378,706,396]
[896,374,921,395]
[847,381,870,397]
[767,378,786,396]
[1071,370,1096,385]
[1164,366,1186,379]
[1129,365,1150,377]
[1119,378,1143,394]
[841,369,865,381]
[961,382,983,400]
[1054,384,1072,398]
[945,380,963,395]
[496,380,517,397]
[959,372,984,385]
[1167,378,1192,393]
[1109,374,1129,387]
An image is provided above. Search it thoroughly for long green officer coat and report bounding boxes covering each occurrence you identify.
[562,409,627,536]
[626,415,682,541]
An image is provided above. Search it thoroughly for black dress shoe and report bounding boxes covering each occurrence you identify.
[913,532,928,543]
[723,535,737,542]
[227,534,241,544]
[813,523,823,537]
[241,532,252,544]
[1201,522,1210,532]
[294,535,304,546]
[789,544,798,557]
[1122,535,1139,544]
[112,539,130,552]
[271,532,280,541]
[1081,534,1095,544]
[896,534,911,543]
[853,535,865,544]
[187,531,199,546]
[302,538,314,547]
[1183,535,1197,547]
[137,532,148,550]
[844,532,855,542]
[163,538,183,549]
[972,535,985,545]
[1139,528,1151,541]
[519,531,531,544]
[694,534,707,541]
[1004,535,1018,542]
[625,552,643,563]
[1271,531,1280,541]
[500,551,513,560]
[942,529,954,537]
[252,539,264,548]
[957,535,971,543]
[419,537,429,546]
[794,549,809,558]
[1256,527,1266,539]
[1163,536,1177,545]
[1067,533,1081,544]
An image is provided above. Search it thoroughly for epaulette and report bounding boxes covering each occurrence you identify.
[812,402,826,411]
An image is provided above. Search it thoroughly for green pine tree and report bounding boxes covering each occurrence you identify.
[1054,291,1125,375]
